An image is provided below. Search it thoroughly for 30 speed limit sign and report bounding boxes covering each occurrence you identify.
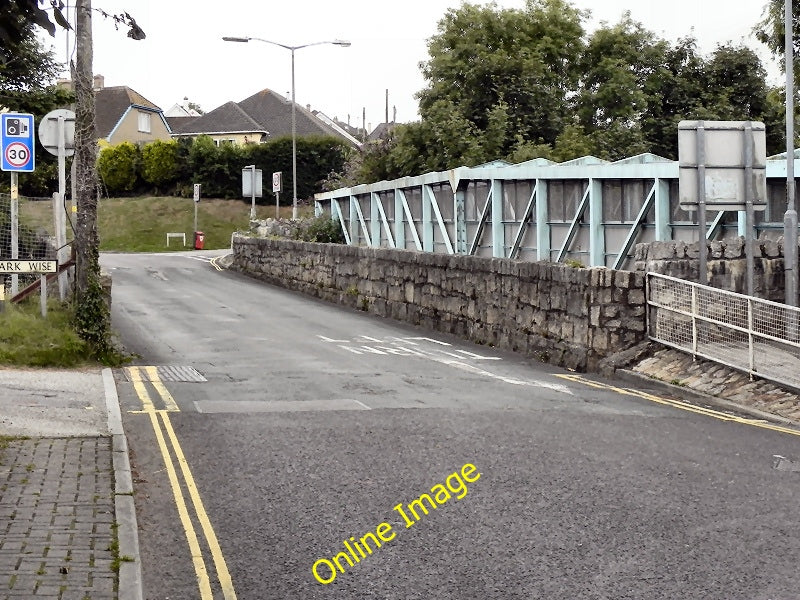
[4,142,31,169]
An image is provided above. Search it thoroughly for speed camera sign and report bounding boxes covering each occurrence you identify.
[1,113,35,172]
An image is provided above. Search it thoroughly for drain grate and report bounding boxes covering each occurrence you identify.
[124,366,207,383]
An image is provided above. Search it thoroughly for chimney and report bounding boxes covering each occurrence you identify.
[306,104,311,111]
[93,74,105,90]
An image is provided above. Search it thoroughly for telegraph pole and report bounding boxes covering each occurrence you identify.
[785,0,798,307]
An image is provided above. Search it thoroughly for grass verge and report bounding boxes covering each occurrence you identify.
[0,300,99,367]
[97,196,313,252]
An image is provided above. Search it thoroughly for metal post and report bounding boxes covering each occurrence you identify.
[0,276,4,313]
[691,285,698,355]
[697,123,708,286]
[10,172,18,297]
[40,275,47,318]
[744,122,755,297]
[56,115,68,301]
[275,191,280,219]
[250,165,256,221]
[747,297,754,378]
[291,48,298,220]
[785,0,798,307]
[194,196,198,234]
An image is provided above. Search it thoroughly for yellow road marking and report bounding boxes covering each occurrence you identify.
[556,373,800,437]
[126,367,155,412]
[160,412,237,599]
[209,256,225,271]
[148,410,214,599]
[144,366,180,411]
[127,370,238,598]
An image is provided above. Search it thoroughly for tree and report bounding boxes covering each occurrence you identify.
[754,0,800,61]
[0,1,70,65]
[576,13,667,160]
[639,36,708,159]
[417,0,587,165]
[0,16,73,197]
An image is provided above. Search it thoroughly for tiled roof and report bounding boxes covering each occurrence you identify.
[237,89,339,138]
[165,115,198,133]
[171,101,266,135]
[95,86,162,139]
[171,89,355,145]
[368,122,397,142]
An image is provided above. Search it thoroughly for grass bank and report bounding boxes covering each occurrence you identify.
[98,196,313,252]
[0,301,95,367]
[20,196,314,253]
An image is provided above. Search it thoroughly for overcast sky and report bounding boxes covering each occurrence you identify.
[39,0,776,132]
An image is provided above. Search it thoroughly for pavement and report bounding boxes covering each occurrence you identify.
[0,368,142,600]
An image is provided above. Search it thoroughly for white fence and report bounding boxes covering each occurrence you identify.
[647,272,800,390]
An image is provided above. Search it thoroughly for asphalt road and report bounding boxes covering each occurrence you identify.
[103,250,800,600]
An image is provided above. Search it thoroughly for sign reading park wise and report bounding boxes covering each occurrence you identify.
[0,260,57,274]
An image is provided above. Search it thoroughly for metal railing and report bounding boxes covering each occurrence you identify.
[647,272,800,390]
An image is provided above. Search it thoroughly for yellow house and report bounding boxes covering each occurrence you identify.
[95,83,171,144]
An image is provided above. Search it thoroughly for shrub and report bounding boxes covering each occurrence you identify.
[141,139,179,194]
[302,215,345,243]
[98,142,140,194]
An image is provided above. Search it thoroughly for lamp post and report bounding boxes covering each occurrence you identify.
[222,36,351,220]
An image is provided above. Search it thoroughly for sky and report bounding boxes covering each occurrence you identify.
[38,0,777,133]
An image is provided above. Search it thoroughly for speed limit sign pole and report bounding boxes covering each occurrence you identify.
[1,113,35,298]
[10,172,18,296]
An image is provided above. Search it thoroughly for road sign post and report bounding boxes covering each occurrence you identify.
[193,183,201,234]
[242,166,262,220]
[39,109,75,301]
[2,113,36,298]
[273,172,282,218]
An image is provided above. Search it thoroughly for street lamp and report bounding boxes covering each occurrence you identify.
[223,36,351,220]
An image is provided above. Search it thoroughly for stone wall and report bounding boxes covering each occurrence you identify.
[634,237,786,301]
[231,236,648,372]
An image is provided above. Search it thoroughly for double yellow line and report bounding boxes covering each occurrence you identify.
[556,373,800,438]
[126,366,237,599]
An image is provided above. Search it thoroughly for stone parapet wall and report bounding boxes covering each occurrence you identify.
[232,236,648,372]
[634,238,786,301]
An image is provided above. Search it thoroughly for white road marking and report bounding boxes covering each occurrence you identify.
[318,335,349,343]
[441,361,574,395]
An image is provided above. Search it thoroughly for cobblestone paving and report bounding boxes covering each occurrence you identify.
[632,348,800,422]
[0,437,116,599]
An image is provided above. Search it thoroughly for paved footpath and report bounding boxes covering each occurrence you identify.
[0,369,142,600]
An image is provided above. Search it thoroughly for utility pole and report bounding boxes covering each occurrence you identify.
[74,0,100,302]
[785,0,798,307]
[73,0,112,351]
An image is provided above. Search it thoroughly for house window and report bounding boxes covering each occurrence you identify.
[137,111,151,133]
